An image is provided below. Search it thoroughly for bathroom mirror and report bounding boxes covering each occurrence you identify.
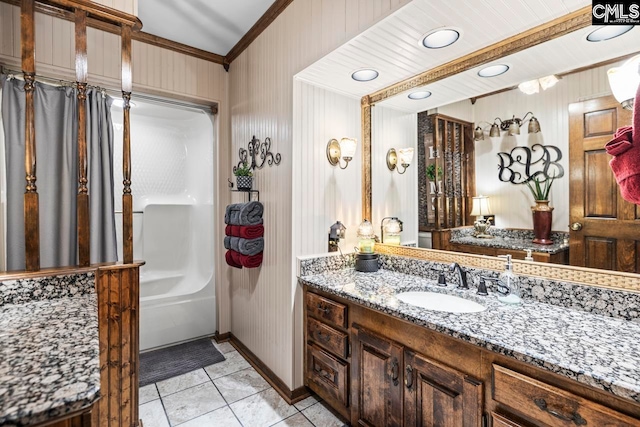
[297,4,640,274]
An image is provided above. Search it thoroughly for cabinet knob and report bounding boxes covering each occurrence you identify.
[570,222,583,231]
[405,365,413,389]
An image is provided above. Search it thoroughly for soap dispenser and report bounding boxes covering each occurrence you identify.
[497,255,521,305]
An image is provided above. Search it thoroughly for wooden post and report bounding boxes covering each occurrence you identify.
[75,9,90,266]
[121,24,133,264]
[21,0,39,271]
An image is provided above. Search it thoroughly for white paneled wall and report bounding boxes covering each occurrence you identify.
[448,63,616,231]
[229,0,411,390]
[293,80,362,256]
[371,104,418,245]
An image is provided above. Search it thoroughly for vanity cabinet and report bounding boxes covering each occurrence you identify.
[304,291,351,420]
[302,285,640,426]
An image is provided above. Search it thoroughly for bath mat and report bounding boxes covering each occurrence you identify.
[139,338,225,387]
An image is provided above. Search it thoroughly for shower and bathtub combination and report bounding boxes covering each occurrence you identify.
[112,98,216,351]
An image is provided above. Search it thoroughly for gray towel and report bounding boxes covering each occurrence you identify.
[225,236,264,256]
[224,201,264,225]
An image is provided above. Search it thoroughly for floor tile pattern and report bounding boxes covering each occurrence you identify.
[138,339,347,426]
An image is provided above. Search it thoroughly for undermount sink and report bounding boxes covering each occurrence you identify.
[395,291,486,313]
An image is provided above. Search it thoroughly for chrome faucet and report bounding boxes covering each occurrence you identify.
[449,263,469,289]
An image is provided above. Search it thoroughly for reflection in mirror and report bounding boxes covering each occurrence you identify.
[371,25,640,272]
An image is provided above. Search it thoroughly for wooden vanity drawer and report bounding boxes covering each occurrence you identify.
[306,343,349,406]
[307,317,349,358]
[306,292,347,329]
[493,365,640,426]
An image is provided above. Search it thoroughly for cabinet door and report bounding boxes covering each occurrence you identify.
[404,350,483,427]
[351,325,403,427]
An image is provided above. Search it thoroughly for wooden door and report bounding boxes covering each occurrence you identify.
[351,325,403,427]
[569,96,639,272]
[403,350,482,427]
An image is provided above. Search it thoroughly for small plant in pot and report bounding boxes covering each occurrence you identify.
[234,162,253,191]
[426,164,443,195]
[525,174,555,245]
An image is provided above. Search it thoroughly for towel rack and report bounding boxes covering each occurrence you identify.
[230,190,260,201]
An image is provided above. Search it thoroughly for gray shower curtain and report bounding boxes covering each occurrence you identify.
[1,75,117,270]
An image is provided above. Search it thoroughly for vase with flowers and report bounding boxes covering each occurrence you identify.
[525,175,555,245]
[234,161,253,191]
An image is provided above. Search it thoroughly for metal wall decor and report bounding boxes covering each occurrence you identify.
[497,144,564,184]
[233,135,281,173]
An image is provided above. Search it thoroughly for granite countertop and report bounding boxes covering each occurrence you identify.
[299,268,640,403]
[450,235,568,254]
[0,275,101,426]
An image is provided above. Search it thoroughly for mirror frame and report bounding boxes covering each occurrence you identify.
[359,6,640,291]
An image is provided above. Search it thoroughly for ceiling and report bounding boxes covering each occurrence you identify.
[138,0,276,55]
[294,0,636,112]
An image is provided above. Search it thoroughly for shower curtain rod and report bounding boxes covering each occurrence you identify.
[1,65,216,114]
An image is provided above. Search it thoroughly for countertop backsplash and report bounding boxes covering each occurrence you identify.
[298,252,640,322]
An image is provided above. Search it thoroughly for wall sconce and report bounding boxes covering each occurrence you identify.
[473,121,501,141]
[607,54,640,110]
[327,137,357,169]
[328,221,346,252]
[386,147,414,174]
[381,217,403,245]
[470,195,493,239]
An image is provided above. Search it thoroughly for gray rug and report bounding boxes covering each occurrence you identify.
[139,338,225,387]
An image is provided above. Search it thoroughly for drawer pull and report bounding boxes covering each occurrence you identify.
[534,398,587,425]
[317,303,330,314]
[315,330,331,342]
[405,364,413,390]
[390,357,399,386]
[314,366,334,381]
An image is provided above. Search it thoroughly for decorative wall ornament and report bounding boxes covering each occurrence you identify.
[497,144,564,184]
[233,135,281,173]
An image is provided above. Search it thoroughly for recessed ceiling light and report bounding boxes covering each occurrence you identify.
[351,69,379,82]
[478,64,509,78]
[408,91,432,100]
[586,25,633,42]
[422,28,460,49]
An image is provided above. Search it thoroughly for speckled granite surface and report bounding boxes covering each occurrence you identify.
[0,273,100,426]
[449,227,569,254]
[299,268,640,403]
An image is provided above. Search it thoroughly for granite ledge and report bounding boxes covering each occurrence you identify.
[299,268,640,404]
[0,294,101,426]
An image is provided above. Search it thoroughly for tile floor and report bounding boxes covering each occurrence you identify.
[138,340,347,427]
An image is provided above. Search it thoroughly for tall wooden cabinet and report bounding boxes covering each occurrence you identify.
[418,113,475,232]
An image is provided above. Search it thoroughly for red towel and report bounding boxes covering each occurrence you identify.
[225,250,242,269]
[225,224,264,239]
[606,82,640,204]
[228,250,263,269]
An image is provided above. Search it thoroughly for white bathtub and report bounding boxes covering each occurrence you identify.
[117,203,216,351]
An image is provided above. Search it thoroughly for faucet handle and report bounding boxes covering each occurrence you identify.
[476,277,489,296]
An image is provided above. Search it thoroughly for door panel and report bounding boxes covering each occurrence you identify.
[351,325,403,427]
[568,96,638,272]
[404,350,482,427]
